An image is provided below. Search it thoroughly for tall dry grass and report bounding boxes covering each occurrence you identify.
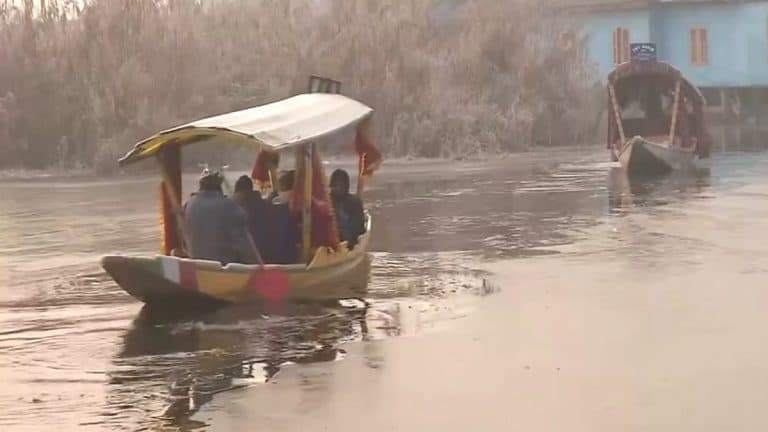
[0,0,600,172]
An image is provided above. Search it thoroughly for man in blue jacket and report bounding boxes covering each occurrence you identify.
[183,170,259,265]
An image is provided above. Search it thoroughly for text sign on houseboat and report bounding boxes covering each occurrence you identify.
[630,43,657,62]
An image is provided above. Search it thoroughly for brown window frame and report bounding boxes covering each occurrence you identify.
[612,27,630,64]
[690,27,709,66]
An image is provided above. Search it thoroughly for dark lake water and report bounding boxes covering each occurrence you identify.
[1,142,767,431]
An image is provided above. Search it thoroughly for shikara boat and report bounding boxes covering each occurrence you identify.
[101,77,382,306]
[607,43,710,176]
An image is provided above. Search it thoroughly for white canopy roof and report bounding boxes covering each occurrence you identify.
[119,93,374,166]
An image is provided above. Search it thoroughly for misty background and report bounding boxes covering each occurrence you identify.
[0,0,600,173]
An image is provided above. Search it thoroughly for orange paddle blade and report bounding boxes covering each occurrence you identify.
[248,269,290,302]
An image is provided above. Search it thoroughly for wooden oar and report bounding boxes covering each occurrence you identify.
[244,235,290,304]
[241,193,290,303]
[222,167,290,302]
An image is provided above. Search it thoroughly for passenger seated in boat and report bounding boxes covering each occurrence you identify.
[233,175,269,258]
[329,169,365,249]
[267,170,300,264]
[183,170,259,265]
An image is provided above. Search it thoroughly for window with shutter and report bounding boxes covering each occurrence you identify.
[690,27,709,65]
[612,27,630,64]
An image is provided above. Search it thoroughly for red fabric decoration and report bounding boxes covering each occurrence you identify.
[251,150,279,190]
[159,183,177,255]
[291,146,340,251]
[354,124,382,176]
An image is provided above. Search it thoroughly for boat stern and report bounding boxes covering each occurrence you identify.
[101,255,227,306]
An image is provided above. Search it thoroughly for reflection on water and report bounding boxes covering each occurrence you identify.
[608,167,713,213]
[0,157,522,430]
[1,145,768,430]
[109,302,365,428]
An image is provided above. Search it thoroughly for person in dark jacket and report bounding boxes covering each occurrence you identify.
[183,170,259,265]
[267,170,300,264]
[233,175,270,260]
[329,169,365,249]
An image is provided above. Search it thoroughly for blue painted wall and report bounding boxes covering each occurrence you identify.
[742,2,768,86]
[580,9,651,78]
[573,1,768,87]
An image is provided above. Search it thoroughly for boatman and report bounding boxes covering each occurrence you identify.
[183,169,260,265]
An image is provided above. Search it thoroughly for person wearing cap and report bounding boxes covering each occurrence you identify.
[183,170,260,265]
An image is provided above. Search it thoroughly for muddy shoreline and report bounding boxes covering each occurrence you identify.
[0,146,597,183]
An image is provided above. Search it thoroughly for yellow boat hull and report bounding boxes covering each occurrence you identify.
[102,215,372,305]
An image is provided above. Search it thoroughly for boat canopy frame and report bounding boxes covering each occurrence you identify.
[118,92,375,167]
[606,60,709,158]
[607,60,705,106]
[117,78,382,262]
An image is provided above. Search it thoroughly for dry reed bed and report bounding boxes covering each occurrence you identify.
[0,0,600,172]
